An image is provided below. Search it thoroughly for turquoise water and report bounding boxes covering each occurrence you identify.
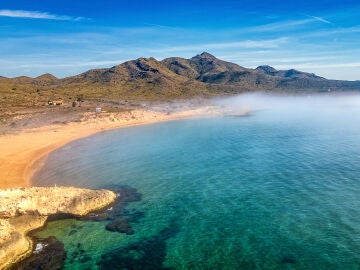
[33,104,360,269]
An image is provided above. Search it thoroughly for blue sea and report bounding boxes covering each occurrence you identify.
[33,96,360,269]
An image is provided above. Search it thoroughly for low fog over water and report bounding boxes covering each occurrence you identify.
[212,92,360,117]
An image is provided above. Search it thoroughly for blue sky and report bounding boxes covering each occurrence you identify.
[1,0,360,80]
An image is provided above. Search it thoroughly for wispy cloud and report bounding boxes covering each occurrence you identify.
[307,15,332,24]
[0,9,85,21]
[302,25,360,38]
[150,38,288,53]
[241,15,334,34]
[242,19,314,32]
[206,38,289,49]
[223,55,340,66]
[17,59,129,68]
[277,62,360,69]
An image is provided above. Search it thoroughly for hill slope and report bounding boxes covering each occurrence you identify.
[1,52,360,107]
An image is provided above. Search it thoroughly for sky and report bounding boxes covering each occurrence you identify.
[1,0,360,80]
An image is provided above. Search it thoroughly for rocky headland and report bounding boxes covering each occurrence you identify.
[0,187,116,269]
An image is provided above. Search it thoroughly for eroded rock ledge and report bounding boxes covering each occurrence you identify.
[0,187,117,269]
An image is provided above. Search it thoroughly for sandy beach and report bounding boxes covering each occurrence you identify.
[0,105,215,268]
[0,102,235,269]
[0,107,212,189]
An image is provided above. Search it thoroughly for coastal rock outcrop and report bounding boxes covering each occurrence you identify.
[0,187,116,269]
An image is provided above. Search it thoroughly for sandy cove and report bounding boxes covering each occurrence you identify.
[0,107,212,189]
[0,107,217,268]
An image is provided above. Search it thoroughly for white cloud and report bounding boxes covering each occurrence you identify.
[276,62,360,69]
[150,38,289,53]
[0,9,85,21]
[225,55,340,66]
[206,38,289,49]
[307,15,332,24]
[303,25,360,38]
[242,19,314,32]
[240,16,334,34]
[17,59,129,68]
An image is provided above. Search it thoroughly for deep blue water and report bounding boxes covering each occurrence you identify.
[33,105,360,269]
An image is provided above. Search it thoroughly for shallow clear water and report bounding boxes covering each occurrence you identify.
[34,106,360,269]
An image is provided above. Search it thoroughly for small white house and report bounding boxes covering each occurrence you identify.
[95,107,102,113]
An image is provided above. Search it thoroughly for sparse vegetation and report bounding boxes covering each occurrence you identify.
[0,52,359,118]
[76,94,84,102]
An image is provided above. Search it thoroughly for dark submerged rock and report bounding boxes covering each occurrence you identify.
[81,185,144,235]
[105,217,134,235]
[79,255,92,264]
[282,253,297,264]
[13,236,66,270]
[97,220,180,270]
[68,229,77,236]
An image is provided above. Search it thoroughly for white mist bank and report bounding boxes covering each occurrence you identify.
[211,92,360,116]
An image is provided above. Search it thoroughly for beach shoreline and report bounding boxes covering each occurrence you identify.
[0,107,214,189]
[0,106,215,269]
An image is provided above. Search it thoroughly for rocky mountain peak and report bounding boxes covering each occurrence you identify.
[256,65,278,75]
[192,52,217,60]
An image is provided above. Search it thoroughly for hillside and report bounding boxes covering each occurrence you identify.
[162,52,256,84]
[1,52,360,109]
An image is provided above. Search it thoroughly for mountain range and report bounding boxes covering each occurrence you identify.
[1,52,360,104]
